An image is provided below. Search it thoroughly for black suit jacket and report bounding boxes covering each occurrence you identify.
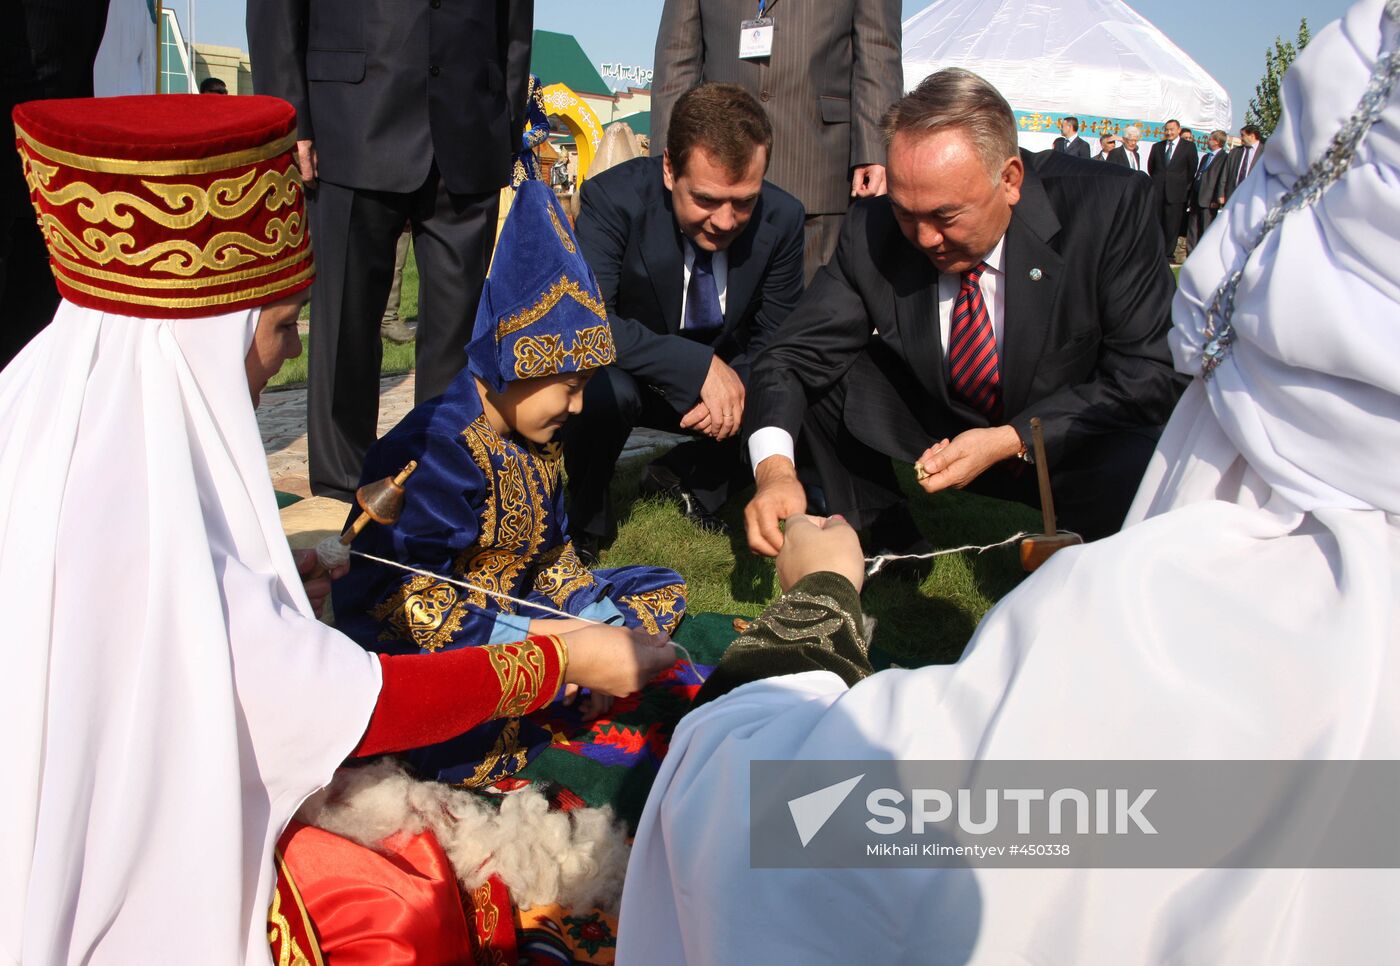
[1192,149,1229,209]
[747,150,1184,466]
[1147,137,1199,205]
[1053,136,1092,159]
[575,156,807,411]
[3,0,111,217]
[1222,140,1266,200]
[1106,145,1146,173]
[247,0,531,195]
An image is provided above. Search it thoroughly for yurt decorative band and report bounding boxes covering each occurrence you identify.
[1015,110,1207,140]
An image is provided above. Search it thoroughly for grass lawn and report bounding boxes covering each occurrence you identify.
[269,242,422,390]
[597,458,1039,671]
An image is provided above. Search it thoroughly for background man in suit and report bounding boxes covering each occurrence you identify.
[1052,116,1091,158]
[564,84,805,557]
[1107,125,1146,172]
[743,69,1184,558]
[1147,118,1199,261]
[651,0,903,283]
[1094,132,1118,161]
[248,0,533,500]
[1186,129,1230,254]
[2,0,112,369]
[1224,124,1267,201]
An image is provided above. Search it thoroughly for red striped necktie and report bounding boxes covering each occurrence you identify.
[947,262,1002,420]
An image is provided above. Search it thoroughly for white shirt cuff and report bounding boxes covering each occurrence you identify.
[748,427,796,469]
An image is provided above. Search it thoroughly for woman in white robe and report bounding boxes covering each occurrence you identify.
[617,1,1400,962]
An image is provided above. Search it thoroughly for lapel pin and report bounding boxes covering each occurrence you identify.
[1029,268,1044,282]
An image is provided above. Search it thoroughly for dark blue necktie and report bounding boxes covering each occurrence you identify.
[685,247,724,334]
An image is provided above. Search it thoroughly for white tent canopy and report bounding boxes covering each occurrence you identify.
[902,0,1233,150]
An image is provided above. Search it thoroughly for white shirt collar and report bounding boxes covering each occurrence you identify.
[980,235,1007,274]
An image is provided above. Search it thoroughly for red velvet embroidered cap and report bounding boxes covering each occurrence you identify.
[13,94,313,318]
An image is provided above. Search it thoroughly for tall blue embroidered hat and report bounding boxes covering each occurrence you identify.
[466,179,615,392]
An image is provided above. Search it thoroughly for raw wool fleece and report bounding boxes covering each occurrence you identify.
[296,760,631,913]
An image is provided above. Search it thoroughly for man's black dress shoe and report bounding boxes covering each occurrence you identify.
[639,464,731,536]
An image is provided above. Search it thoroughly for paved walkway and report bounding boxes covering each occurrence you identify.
[258,371,681,496]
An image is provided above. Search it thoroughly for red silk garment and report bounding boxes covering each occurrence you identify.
[276,821,475,965]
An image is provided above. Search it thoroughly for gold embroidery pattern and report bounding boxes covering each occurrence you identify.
[375,416,558,652]
[496,275,606,339]
[37,210,306,277]
[371,573,467,652]
[547,202,577,253]
[452,417,553,610]
[735,590,870,659]
[458,717,532,788]
[269,851,326,966]
[470,881,508,966]
[513,323,616,379]
[50,262,315,311]
[619,582,688,636]
[538,439,564,496]
[21,143,308,283]
[16,125,299,176]
[533,543,595,606]
[25,156,301,231]
[52,245,309,290]
[484,640,550,718]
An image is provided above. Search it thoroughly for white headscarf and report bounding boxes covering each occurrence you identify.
[0,302,381,965]
[617,3,1400,963]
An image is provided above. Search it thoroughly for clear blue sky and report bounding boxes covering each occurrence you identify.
[197,0,1349,128]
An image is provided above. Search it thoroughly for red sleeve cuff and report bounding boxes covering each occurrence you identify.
[352,635,569,759]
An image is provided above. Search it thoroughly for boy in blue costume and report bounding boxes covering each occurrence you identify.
[334,179,687,788]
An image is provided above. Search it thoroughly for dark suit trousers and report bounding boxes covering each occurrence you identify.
[802,214,843,284]
[0,213,60,369]
[802,360,1161,543]
[308,168,498,498]
[1160,201,1188,255]
[563,361,749,540]
[1185,205,1216,255]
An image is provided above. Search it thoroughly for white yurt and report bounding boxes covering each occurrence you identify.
[902,0,1233,151]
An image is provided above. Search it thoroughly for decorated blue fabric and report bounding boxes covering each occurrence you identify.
[511,74,551,188]
[332,377,687,787]
[466,180,615,393]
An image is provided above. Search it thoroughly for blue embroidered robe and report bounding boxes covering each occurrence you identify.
[333,374,687,786]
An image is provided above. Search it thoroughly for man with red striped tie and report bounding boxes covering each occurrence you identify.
[743,69,1186,560]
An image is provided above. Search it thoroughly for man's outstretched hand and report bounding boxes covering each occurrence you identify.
[744,456,808,556]
[914,426,1024,493]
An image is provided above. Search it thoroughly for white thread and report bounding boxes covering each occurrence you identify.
[863,530,1036,577]
[347,549,708,682]
[316,535,351,570]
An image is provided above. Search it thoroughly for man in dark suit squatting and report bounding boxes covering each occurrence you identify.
[248,0,533,499]
[564,83,805,558]
[743,69,1185,558]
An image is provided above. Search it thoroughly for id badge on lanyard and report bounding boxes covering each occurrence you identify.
[739,0,775,60]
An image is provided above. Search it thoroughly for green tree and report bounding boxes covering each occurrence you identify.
[1246,19,1311,137]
